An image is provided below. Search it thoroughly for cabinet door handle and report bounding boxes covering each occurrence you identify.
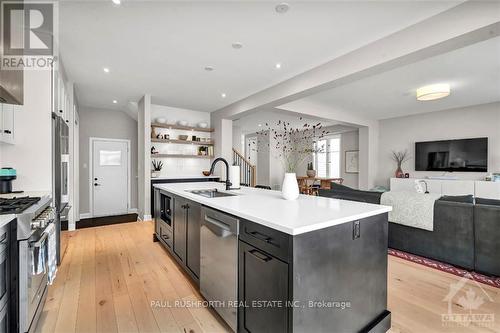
[249,249,272,262]
[3,130,11,134]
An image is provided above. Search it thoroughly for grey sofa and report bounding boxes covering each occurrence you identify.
[319,185,475,271]
[474,198,500,277]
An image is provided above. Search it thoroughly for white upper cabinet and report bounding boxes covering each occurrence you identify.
[53,71,70,123]
[0,103,16,144]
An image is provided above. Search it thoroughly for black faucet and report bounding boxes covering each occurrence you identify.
[209,157,232,190]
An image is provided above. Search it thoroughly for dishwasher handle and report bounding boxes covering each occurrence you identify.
[204,215,233,238]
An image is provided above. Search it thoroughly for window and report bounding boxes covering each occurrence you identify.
[313,136,341,178]
[100,150,122,166]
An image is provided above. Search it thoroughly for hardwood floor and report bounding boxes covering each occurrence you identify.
[35,221,500,333]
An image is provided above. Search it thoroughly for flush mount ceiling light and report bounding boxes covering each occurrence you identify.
[416,83,450,101]
[221,93,226,98]
[204,66,214,71]
[232,42,243,49]
[113,100,118,104]
[275,63,281,69]
[112,0,121,4]
[103,67,110,73]
[275,2,290,14]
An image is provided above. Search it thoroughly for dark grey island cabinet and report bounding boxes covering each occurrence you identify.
[154,184,391,333]
[238,214,391,333]
[154,190,202,283]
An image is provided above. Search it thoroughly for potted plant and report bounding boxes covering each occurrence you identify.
[392,150,410,178]
[306,162,316,178]
[259,119,327,200]
[151,160,163,178]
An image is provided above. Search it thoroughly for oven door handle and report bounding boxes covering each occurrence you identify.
[30,232,48,248]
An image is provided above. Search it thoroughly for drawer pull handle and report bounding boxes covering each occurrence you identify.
[249,230,272,243]
[249,249,272,262]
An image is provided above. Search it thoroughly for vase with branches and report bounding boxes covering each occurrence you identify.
[258,118,328,199]
[392,150,410,178]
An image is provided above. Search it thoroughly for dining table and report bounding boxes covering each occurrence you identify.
[296,176,344,194]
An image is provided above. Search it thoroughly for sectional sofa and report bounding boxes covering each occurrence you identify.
[319,184,500,277]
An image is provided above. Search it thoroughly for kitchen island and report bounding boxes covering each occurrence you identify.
[153,182,392,333]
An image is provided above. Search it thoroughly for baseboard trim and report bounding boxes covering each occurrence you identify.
[138,214,152,222]
[80,213,92,219]
[77,213,138,229]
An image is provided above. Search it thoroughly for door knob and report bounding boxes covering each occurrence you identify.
[94,178,98,181]
[94,183,101,186]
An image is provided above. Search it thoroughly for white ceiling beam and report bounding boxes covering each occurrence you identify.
[212,1,500,122]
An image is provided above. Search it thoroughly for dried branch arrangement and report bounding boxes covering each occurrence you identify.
[391,150,410,167]
[258,118,329,173]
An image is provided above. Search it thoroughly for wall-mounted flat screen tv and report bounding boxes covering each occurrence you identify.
[415,137,488,172]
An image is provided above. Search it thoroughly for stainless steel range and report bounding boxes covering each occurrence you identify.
[2,196,54,333]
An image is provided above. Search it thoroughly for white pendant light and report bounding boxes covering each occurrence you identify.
[416,83,450,101]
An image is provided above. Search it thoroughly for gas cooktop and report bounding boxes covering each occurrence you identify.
[0,196,41,215]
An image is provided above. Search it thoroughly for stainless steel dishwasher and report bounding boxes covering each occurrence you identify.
[200,206,239,331]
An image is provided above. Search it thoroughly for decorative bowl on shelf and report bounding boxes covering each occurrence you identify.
[155,117,167,124]
[198,122,208,128]
[202,171,211,176]
[177,120,188,126]
[178,135,189,140]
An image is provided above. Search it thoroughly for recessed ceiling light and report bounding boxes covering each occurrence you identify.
[112,0,121,4]
[416,83,450,101]
[232,42,243,49]
[258,124,262,127]
[221,93,226,98]
[204,66,214,71]
[275,2,290,14]
[113,100,118,104]
[275,63,281,69]
[103,67,110,73]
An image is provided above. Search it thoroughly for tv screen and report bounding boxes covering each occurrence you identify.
[415,138,488,172]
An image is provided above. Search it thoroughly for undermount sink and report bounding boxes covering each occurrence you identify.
[187,189,237,198]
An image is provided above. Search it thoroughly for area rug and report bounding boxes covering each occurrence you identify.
[388,248,500,289]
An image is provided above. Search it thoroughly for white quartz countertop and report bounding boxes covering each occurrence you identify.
[154,182,392,235]
[152,175,219,180]
[0,214,15,228]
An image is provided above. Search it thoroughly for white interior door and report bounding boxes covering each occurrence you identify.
[92,139,128,217]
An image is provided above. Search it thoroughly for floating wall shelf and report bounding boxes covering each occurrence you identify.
[151,138,214,145]
[151,123,214,133]
[151,154,213,159]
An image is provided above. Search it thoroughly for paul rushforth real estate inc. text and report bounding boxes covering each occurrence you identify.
[151,299,352,310]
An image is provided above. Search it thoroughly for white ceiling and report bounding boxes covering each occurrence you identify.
[59,1,461,112]
[301,36,500,120]
[233,109,336,135]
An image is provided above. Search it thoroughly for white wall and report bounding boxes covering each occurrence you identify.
[0,70,52,192]
[78,107,138,216]
[376,102,500,187]
[339,130,359,188]
[138,95,151,220]
[151,104,211,177]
